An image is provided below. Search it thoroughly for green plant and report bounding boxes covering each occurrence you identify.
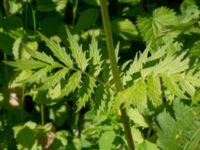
[1,0,200,149]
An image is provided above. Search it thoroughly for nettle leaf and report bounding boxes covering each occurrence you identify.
[180,0,200,22]
[4,59,48,70]
[137,7,178,44]
[111,18,138,40]
[156,99,200,150]
[39,32,74,68]
[66,27,88,71]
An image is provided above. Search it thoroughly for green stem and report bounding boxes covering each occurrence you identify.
[32,9,37,32]
[31,1,37,32]
[3,0,9,16]
[72,0,79,25]
[99,0,135,149]
[40,104,45,126]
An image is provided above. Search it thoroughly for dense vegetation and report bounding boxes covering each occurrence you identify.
[0,0,200,149]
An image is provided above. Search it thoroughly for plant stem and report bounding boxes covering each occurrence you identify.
[99,0,135,149]
[3,0,9,16]
[41,104,45,126]
[32,7,37,32]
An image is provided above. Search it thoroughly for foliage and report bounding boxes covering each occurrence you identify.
[156,99,200,150]
[0,0,200,149]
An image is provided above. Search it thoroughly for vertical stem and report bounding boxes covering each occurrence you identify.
[72,0,78,25]
[99,0,135,149]
[40,104,45,126]
[3,0,9,16]
[31,2,37,32]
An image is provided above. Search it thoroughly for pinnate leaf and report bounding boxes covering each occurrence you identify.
[39,32,73,68]
[66,27,88,71]
[147,75,162,107]
[4,60,48,70]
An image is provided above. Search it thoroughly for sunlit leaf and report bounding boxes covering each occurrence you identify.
[66,27,88,71]
[39,32,74,68]
[99,130,116,150]
[4,60,49,70]
[147,75,162,107]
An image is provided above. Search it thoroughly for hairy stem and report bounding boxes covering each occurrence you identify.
[99,0,135,149]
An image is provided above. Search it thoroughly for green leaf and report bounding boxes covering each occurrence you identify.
[162,74,187,99]
[49,104,68,127]
[76,8,99,31]
[156,99,200,150]
[115,79,147,112]
[189,40,200,56]
[76,77,96,111]
[154,52,189,75]
[99,130,116,150]
[131,127,144,144]
[0,16,22,31]
[179,77,195,97]
[123,48,149,84]
[39,68,69,90]
[39,32,74,68]
[25,46,55,64]
[82,0,100,6]
[111,18,138,40]
[22,67,51,84]
[180,0,200,22]
[147,75,162,107]
[131,79,147,112]
[59,71,82,98]
[0,33,14,54]
[89,35,103,77]
[137,7,178,43]
[36,0,55,12]
[66,27,88,71]
[4,60,49,70]
[13,126,36,148]
[137,140,159,150]
[128,108,148,128]
[192,88,200,105]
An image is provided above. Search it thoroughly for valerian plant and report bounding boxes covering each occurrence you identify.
[5,24,200,150]
[1,0,200,149]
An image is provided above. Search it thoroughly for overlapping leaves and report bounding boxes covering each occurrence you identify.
[116,44,200,112]
[5,26,104,111]
[156,99,200,150]
[137,7,179,45]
